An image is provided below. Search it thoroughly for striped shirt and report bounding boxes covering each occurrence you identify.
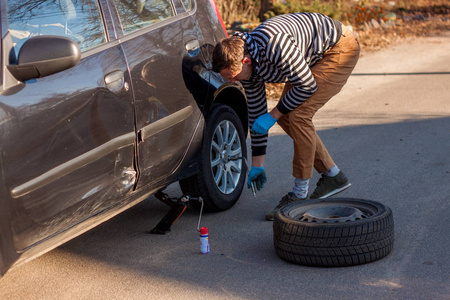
[235,12,342,156]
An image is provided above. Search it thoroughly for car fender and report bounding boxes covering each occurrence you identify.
[212,82,248,137]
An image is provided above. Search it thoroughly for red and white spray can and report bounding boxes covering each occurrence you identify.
[200,227,210,254]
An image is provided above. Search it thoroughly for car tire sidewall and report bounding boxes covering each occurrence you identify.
[273,198,394,267]
[192,104,247,212]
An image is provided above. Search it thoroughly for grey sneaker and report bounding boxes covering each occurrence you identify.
[310,171,351,199]
[265,192,307,221]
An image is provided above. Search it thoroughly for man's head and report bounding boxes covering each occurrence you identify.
[213,36,253,83]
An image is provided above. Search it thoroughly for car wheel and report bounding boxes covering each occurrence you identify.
[273,198,394,267]
[180,104,247,212]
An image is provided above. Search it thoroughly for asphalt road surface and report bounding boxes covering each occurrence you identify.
[1,33,449,299]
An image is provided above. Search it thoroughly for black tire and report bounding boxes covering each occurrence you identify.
[273,198,394,267]
[179,104,247,212]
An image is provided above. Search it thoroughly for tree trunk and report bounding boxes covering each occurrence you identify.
[258,0,271,21]
[258,0,283,21]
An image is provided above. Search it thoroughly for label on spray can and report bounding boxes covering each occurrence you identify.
[200,227,210,254]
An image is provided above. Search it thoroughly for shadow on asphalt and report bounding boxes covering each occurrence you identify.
[50,116,450,299]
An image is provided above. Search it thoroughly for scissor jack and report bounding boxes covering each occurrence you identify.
[149,189,203,235]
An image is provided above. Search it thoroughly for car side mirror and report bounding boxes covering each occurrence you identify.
[7,35,81,82]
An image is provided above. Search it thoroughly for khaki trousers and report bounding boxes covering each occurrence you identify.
[277,25,360,179]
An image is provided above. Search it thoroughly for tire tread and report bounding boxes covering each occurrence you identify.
[273,199,394,267]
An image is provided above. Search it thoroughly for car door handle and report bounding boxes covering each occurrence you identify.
[104,70,124,92]
[185,39,200,52]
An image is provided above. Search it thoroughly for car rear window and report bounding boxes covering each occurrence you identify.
[7,0,106,54]
[114,0,175,34]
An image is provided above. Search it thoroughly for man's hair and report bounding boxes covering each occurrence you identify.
[212,36,246,73]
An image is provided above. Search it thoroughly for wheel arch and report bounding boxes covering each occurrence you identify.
[211,83,248,137]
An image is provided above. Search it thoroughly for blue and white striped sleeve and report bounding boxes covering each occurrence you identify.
[241,79,269,156]
[266,33,317,114]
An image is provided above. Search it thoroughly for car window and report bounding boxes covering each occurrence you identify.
[114,0,175,34]
[6,0,106,54]
[180,0,191,11]
[0,21,2,81]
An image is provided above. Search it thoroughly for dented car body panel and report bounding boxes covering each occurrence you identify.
[0,0,248,278]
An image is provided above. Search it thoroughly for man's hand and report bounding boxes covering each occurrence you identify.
[251,113,278,135]
[247,166,267,190]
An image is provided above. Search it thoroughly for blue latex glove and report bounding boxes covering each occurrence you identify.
[251,113,278,135]
[247,166,267,191]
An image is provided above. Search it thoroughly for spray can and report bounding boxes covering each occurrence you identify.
[200,227,210,254]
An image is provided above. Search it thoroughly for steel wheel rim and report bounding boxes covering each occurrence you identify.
[299,206,368,223]
[286,201,380,224]
[210,120,243,194]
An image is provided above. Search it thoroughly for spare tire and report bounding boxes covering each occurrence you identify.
[273,198,394,267]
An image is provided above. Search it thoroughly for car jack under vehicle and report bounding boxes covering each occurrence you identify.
[149,190,204,235]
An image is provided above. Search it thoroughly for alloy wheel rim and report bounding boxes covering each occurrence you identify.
[210,120,243,194]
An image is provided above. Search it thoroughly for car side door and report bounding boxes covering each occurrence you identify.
[0,0,137,250]
[111,0,206,187]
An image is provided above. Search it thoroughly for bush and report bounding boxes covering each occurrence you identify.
[215,0,260,27]
[268,0,344,20]
[346,2,387,26]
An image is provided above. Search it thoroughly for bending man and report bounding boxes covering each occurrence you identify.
[212,12,360,220]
